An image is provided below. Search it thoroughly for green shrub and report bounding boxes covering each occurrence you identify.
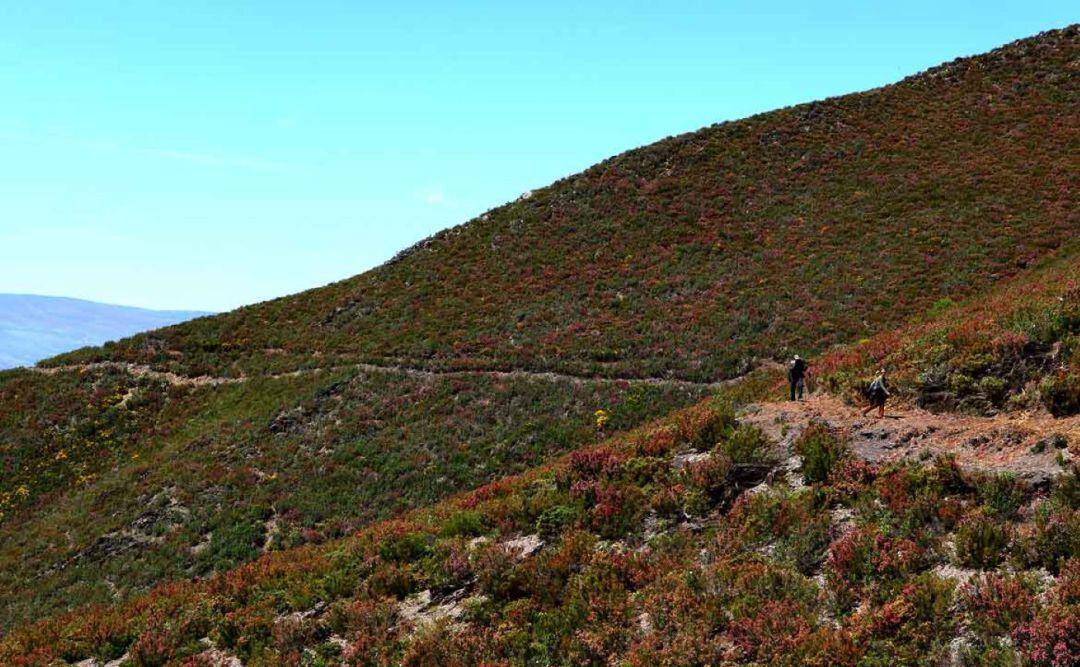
[676,401,736,451]
[978,376,1008,405]
[378,532,434,563]
[718,424,773,465]
[795,422,847,484]
[1020,504,1080,574]
[954,512,1011,569]
[681,488,711,517]
[1040,372,1080,417]
[536,505,580,539]
[1050,464,1080,510]
[858,573,956,663]
[958,641,1022,667]
[976,473,1026,520]
[733,489,831,575]
[440,510,488,538]
[197,508,269,573]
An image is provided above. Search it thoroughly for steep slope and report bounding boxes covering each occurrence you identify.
[0,294,209,369]
[0,363,706,629]
[818,239,1080,416]
[7,232,1080,664]
[0,25,1077,640]
[50,26,1078,382]
[2,365,1077,665]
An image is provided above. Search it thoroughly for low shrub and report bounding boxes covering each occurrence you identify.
[954,512,1011,569]
[825,526,923,611]
[675,401,736,451]
[1013,604,1080,667]
[440,510,488,538]
[378,532,434,564]
[1040,371,1080,417]
[536,505,581,539]
[590,483,646,538]
[975,473,1026,519]
[727,489,831,575]
[853,574,956,663]
[1015,504,1080,574]
[795,422,848,485]
[961,573,1036,640]
[680,454,733,502]
[717,424,773,465]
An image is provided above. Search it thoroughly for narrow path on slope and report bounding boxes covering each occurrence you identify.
[741,394,1078,486]
[29,359,734,391]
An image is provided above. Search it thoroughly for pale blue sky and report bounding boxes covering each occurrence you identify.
[1,2,1075,311]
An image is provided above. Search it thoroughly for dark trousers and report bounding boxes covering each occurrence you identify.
[789,377,805,400]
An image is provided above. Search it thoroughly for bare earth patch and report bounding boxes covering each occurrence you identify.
[741,395,1078,486]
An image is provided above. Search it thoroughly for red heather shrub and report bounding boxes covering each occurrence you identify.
[681,453,733,498]
[1025,505,1080,574]
[212,603,275,654]
[849,574,956,662]
[460,477,516,509]
[400,621,476,667]
[827,457,877,499]
[649,482,685,518]
[1013,605,1080,667]
[623,623,731,667]
[991,329,1029,355]
[635,427,677,457]
[784,627,862,667]
[825,526,923,609]
[471,540,519,602]
[272,614,322,653]
[1053,558,1080,604]
[364,562,417,599]
[961,573,1035,639]
[727,599,815,663]
[590,483,646,538]
[568,446,629,481]
[876,469,918,516]
[674,403,734,451]
[325,597,397,642]
[128,629,177,667]
[569,479,600,506]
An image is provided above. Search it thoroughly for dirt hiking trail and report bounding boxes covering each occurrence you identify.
[741,394,1079,487]
[27,362,1079,483]
[28,359,732,391]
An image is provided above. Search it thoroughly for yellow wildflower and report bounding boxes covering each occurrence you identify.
[594,409,609,430]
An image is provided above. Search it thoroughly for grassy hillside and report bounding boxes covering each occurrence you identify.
[50,26,1078,382]
[2,376,1077,666]
[0,24,1077,651]
[818,240,1080,416]
[0,364,705,629]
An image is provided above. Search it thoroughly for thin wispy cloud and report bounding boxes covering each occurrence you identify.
[0,131,301,174]
[415,185,453,208]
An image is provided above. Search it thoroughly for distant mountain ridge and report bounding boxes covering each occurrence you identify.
[0,294,210,369]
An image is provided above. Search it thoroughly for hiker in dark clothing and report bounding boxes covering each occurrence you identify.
[788,355,809,401]
[861,369,890,418]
